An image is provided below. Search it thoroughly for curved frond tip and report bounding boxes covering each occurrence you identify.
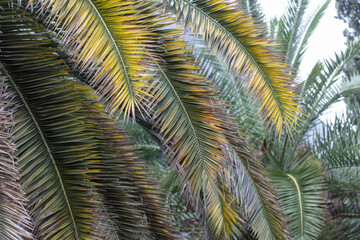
[165,0,301,135]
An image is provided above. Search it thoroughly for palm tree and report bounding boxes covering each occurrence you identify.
[0,0,301,239]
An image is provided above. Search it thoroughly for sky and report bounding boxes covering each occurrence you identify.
[258,0,348,121]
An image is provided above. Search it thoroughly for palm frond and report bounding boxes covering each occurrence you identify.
[0,4,175,239]
[276,0,310,61]
[292,0,330,70]
[235,0,266,28]
[80,102,177,239]
[222,124,289,240]
[28,0,158,118]
[193,37,265,147]
[273,0,329,73]
[290,40,360,155]
[340,74,360,97]
[271,152,325,240]
[150,30,241,238]
[164,0,300,135]
[0,78,32,240]
[0,6,117,238]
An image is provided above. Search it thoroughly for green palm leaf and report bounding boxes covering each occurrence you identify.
[289,40,360,158]
[274,0,330,70]
[222,126,288,240]
[193,38,265,146]
[165,0,300,134]
[275,0,310,60]
[292,0,330,70]
[271,153,325,240]
[313,105,360,239]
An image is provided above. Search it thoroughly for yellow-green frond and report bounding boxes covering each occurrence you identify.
[29,0,158,119]
[165,0,301,135]
[0,4,176,239]
[150,29,242,237]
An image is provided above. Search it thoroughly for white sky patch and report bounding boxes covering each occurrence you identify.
[258,0,349,122]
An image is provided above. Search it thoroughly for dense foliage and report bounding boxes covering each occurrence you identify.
[0,0,359,239]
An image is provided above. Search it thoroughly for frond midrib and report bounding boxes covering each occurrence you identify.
[86,0,134,102]
[0,63,79,239]
[287,173,304,237]
[182,0,285,116]
[156,62,206,164]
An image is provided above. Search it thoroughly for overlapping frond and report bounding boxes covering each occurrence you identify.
[0,11,110,239]
[28,0,158,118]
[150,30,241,238]
[275,0,330,71]
[164,0,300,134]
[0,77,32,240]
[340,74,360,97]
[79,99,177,240]
[235,0,266,28]
[271,153,325,240]
[193,37,265,146]
[0,4,175,239]
[221,120,289,240]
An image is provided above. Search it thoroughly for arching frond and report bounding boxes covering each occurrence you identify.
[222,124,289,240]
[150,30,241,238]
[235,0,266,28]
[165,0,301,135]
[275,0,330,70]
[193,37,265,147]
[0,4,175,239]
[0,11,111,239]
[28,0,158,118]
[276,0,310,60]
[292,0,330,70]
[79,100,177,240]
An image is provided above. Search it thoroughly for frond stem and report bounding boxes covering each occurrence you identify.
[287,173,304,237]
